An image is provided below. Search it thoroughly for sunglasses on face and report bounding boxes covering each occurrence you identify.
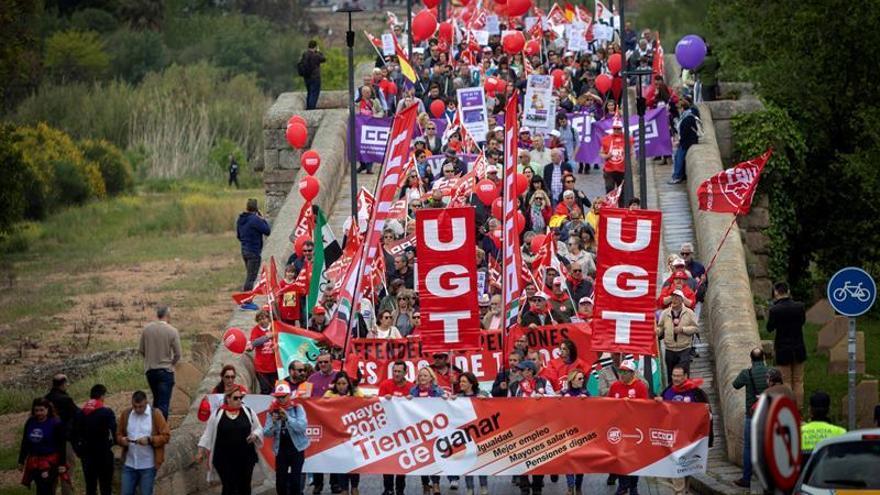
[382,315,393,319]
[444,169,454,174]
[230,395,244,401]
[303,249,313,253]
[223,374,236,379]
[293,368,306,373]
[565,180,575,183]
[318,360,331,365]
[413,314,421,319]
[572,268,582,272]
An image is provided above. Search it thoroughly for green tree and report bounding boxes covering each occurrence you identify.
[70,8,119,33]
[117,0,164,30]
[105,28,168,83]
[0,0,43,110]
[44,30,110,82]
[79,139,134,195]
[708,0,880,292]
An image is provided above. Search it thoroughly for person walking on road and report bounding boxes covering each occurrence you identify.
[766,281,807,408]
[237,198,271,292]
[228,155,240,189]
[299,40,326,110]
[72,384,117,495]
[44,374,78,495]
[117,391,170,495]
[139,305,181,419]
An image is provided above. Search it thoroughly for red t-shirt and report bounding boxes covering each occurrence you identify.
[601,134,632,173]
[250,324,277,374]
[608,379,649,399]
[277,280,301,323]
[378,379,413,397]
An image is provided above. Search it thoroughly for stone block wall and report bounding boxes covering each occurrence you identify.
[685,105,763,466]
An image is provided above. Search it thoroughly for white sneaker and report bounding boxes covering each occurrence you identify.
[450,479,459,490]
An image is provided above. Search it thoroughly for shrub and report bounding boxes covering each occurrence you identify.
[105,28,168,83]
[79,139,134,195]
[69,8,119,33]
[0,125,29,234]
[12,123,106,218]
[44,30,110,82]
[53,159,93,205]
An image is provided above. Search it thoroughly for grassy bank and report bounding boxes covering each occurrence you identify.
[760,317,880,423]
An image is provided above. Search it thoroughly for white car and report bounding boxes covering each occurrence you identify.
[795,428,880,494]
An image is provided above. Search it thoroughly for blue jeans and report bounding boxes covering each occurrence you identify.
[566,474,583,488]
[672,146,687,181]
[241,250,261,292]
[145,369,174,419]
[465,475,487,489]
[305,78,321,110]
[121,465,156,495]
[741,416,752,483]
[616,475,639,494]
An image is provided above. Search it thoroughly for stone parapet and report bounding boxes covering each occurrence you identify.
[685,106,762,465]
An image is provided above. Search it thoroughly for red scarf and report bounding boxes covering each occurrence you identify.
[671,378,704,393]
[81,399,104,415]
[221,403,242,412]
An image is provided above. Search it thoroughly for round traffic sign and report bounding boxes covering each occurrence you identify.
[763,395,802,490]
[827,267,876,317]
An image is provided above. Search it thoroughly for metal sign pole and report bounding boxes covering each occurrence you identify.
[848,317,856,430]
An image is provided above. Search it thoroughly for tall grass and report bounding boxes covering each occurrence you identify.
[12,62,269,180]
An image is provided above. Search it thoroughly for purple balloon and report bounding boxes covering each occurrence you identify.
[675,35,707,70]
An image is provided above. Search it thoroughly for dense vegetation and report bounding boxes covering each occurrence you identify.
[0,0,360,235]
[641,0,880,298]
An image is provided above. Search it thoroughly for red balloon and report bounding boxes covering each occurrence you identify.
[494,78,507,95]
[530,233,546,254]
[491,197,503,219]
[475,179,498,205]
[385,81,397,96]
[502,31,525,55]
[294,235,312,256]
[429,99,446,118]
[514,173,529,196]
[524,39,540,57]
[506,0,532,17]
[608,53,622,75]
[300,150,320,175]
[412,10,438,43]
[595,73,613,93]
[515,210,526,233]
[438,21,453,43]
[223,327,247,354]
[424,0,439,8]
[612,75,623,100]
[551,69,566,89]
[197,396,211,422]
[492,2,507,15]
[286,122,308,149]
[299,175,320,201]
[288,115,305,128]
[484,76,499,96]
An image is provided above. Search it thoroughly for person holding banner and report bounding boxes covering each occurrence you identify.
[323,373,362,495]
[608,359,648,495]
[377,362,411,495]
[656,290,699,383]
[521,292,570,327]
[263,382,309,495]
[563,369,591,495]
[491,352,523,397]
[196,385,262,495]
[547,340,590,392]
[408,367,445,495]
[454,373,489,495]
[247,310,278,395]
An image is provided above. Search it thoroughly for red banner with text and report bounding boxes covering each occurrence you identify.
[591,208,662,356]
[415,207,481,352]
[299,397,710,476]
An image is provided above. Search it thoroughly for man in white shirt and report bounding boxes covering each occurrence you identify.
[117,391,169,495]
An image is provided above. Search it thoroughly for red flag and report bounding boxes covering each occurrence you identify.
[415,206,482,352]
[501,92,524,328]
[697,149,772,214]
[591,208,662,356]
[232,267,268,304]
[292,201,315,244]
[652,31,665,77]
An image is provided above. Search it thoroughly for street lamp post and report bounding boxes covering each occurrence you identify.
[626,67,654,207]
[338,5,363,218]
[618,0,634,206]
[407,0,413,57]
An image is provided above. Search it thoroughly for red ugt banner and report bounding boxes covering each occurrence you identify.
[415,206,481,352]
[591,208,662,355]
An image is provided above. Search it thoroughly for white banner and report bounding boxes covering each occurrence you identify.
[522,75,556,132]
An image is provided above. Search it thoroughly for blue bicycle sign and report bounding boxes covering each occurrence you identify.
[827,267,877,317]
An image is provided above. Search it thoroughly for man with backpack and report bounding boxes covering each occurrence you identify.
[732,348,769,489]
[298,40,326,110]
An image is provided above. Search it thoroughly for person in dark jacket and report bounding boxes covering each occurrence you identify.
[519,292,570,327]
[491,352,523,397]
[300,40,326,110]
[73,384,117,495]
[45,374,78,495]
[657,365,711,495]
[19,398,67,495]
[766,281,807,408]
[670,96,699,184]
[236,198,271,292]
[732,348,769,488]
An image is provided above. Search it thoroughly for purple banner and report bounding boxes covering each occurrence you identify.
[588,107,673,161]
[357,115,450,162]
